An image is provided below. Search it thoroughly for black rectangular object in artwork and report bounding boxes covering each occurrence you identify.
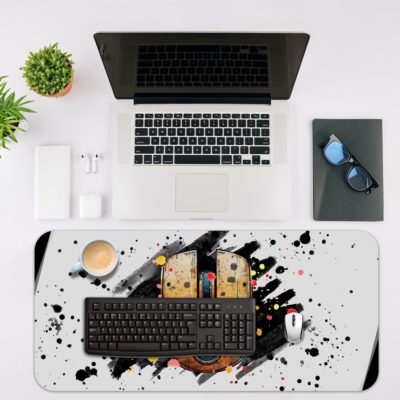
[85,297,256,357]
[93,32,309,101]
[313,119,383,221]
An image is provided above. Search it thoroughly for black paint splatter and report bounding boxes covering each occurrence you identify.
[76,366,97,382]
[300,231,311,245]
[51,304,62,313]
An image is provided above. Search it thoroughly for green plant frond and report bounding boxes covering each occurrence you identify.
[0,76,34,155]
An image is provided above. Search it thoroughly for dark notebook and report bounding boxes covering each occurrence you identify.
[313,119,383,221]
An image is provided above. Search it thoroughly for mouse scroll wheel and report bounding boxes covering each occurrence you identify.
[292,314,296,326]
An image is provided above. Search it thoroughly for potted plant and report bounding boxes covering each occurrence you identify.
[21,43,74,97]
[0,76,34,157]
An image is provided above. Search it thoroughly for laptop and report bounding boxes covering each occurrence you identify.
[94,32,309,220]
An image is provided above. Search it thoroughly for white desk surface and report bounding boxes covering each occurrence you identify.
[0,0,398,398]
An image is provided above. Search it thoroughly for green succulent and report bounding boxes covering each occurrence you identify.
[0,76,34,156]
[21,43,74,95]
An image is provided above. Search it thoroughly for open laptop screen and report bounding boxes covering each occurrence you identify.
[94,32,309,101]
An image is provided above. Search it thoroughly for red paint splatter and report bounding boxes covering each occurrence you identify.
[265,274,269,278]
[251,279,257,286]
[230,380,233,384]
[156,242,160,247]
[287,308,297,314]
[281,377,285,380]
[242,366,247,371]
[207,272,216,281]
[298,269,304,276]
[266,315,272,320]
[169,268,173,273]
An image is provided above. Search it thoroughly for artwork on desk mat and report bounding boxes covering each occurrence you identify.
[34,230,378,391]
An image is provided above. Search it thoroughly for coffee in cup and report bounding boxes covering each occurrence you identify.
[71,240,119,277]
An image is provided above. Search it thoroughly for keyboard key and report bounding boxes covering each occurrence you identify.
[222,155,232,164]
[175,155,220,164]
[144,155,152,164]
[135,137,150,145]
[134,155,143,164]
[135,128,148,136]
[135,146,154,154]
[163,155,173,164]
[257,120,269,127]
[250,146,269,155]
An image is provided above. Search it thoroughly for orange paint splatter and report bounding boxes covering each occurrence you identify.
[298,269,304,276]
[226,365,233,373]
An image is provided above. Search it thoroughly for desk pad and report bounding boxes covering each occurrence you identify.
[34,230,378,392]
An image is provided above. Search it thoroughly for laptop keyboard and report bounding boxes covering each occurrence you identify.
[136,45,269,88]
[133,113,271,165]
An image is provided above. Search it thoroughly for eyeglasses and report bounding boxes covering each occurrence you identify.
[323,134,379,194]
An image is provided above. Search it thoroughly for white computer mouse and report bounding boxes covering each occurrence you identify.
[284,312,303,344]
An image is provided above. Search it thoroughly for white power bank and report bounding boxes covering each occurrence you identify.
[35,146,71,219]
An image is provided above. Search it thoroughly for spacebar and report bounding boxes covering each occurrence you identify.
[118,343,160,352]
[174,155,220,164]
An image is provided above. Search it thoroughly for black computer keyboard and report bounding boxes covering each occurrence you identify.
[137,44,269,88]
[133,113,270,165]
[85,297,256,357]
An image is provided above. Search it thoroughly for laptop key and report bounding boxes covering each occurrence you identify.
[252,155,260,164]
[203,146,211,154]
[153,155,161,164]
[222,155,232,164]
[175,155,220,164]
[250,146,269,155]
[135,128,148,136]
[255,138,269,145]
[135,137,150,145]
[257,120,269,127]
[163,155,173,164]
[135,146,154,154]
[261,129,269,136]
[262,159,270,165]
[134,155,143,164]
[234,155,242,164]
[144,155,152,164]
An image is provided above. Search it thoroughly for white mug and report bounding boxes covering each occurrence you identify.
[70,239,119,277]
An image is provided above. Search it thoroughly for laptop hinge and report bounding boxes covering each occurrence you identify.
[133,93,271,105]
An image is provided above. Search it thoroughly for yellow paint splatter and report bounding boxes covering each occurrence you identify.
[148,357,158,363]
[259,263,265,270]
[256,328,262,336]
[155,255,166,266]
[251,270,256,276]
[226,365,233,373]
[256,305,260,310]
[273,304,279,310]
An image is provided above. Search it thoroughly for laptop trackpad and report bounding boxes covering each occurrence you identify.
[175,174,228,212]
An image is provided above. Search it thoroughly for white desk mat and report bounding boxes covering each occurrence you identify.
[34,230,378,392]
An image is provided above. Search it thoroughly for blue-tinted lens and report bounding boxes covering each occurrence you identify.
[347,166,372,191]
[324,141,350,165]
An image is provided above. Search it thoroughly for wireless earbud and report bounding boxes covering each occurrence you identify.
[81,154,91,174]
[92,153,101,173]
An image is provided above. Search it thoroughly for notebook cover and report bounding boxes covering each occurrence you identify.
[313,119,383,221]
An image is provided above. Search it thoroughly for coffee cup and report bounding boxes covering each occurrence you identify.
[71,240,119,277]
